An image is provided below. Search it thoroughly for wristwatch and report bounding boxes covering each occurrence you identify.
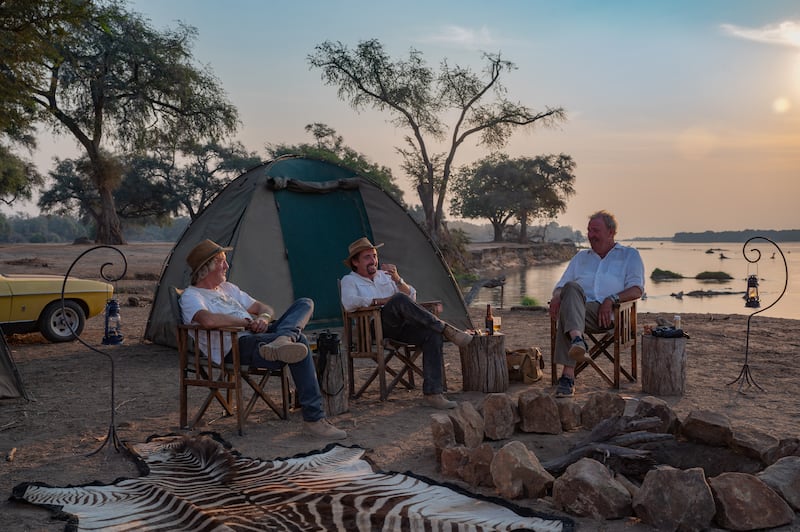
[608,293,620,305]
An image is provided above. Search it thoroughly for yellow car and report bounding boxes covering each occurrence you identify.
[0,273,113,342]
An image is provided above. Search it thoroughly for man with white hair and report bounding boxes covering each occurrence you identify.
[180,239,346,440]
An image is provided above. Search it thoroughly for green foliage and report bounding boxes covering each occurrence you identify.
[0,213,190,243]
[695,271,733,281]
[15,1,239,243]
[450,153,576,242]
[0,144,43,204]
[267,123,403,204]
[650,268,683,280]
[521,296,539,307]
[308,39,565,240]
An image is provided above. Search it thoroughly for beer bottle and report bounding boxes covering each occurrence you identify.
[485,304,494,335]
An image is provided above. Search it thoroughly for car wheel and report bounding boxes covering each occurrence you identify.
[39,300,86,343]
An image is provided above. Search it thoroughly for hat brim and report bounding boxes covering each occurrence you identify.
[343,242,384,268]
[192,245,233,274]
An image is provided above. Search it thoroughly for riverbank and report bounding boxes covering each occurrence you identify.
[466,241,576,273]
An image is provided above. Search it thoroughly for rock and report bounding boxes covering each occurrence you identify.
[709,472,795,530]
[557,399,582,431]
[481,393,517,440]
[764,437,800,465]
[490,440,553,499]
[757,456,800,511]
[440,445,470,478]
[681,410,732,447]
[460,443,495,488]
[518,390,561,434]
[580,392,626,429]
[430,413,456,462]
[633,396,679,434]
[448,402,484,448]
[731,424,780,465]
[632,466,715,531]
[552,457,631,520]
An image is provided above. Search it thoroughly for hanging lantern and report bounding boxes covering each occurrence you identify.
[102,298,124,345]
[744,274,760,308]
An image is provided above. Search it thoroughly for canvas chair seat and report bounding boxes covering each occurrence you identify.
[171,287,289,435]
[550,300,638,389]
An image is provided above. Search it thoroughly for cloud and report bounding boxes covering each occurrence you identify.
[419,25,496,49]
[721,20,800,48]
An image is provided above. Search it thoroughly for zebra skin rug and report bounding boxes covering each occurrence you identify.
[12,432,574,531]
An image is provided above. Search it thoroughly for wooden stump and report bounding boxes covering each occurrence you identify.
[459,333,508,392]
[641,335,687,396]
[319,352,349,415]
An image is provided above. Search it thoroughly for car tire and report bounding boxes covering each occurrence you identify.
[39,300,86,343]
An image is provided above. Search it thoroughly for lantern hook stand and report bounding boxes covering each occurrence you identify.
[60,245,127,456]
[728,236,787,393]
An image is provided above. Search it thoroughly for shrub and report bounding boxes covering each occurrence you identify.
[521,296,539,307]
[650,268,683,281]
[695,271,733,281]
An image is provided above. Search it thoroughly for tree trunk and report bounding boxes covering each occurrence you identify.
[95,187,126,244]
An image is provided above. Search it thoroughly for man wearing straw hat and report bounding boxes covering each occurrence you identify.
[180,239,347,440]
[340,237,473,410]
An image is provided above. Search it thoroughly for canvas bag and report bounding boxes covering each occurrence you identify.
[506,347,544,384]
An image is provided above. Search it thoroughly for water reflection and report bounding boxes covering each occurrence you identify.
[466,241,799,319]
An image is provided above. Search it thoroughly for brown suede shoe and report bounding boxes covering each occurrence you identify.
[442,324,473,348]
[304,419,347,440]
[424,393,457,409]
[258,336,308,363]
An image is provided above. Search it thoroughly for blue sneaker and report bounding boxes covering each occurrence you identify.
[555,375,575,397]
[568,336,589,363]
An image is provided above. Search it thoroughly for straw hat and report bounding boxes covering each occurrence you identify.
[343,237,383,267]
[187,239,233,274]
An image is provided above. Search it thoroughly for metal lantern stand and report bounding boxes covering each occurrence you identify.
[729,236,788,393]
[61,245,128,455]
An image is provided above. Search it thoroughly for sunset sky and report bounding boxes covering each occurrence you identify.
[21,0,800,239]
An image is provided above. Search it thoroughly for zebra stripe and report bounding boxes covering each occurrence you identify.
[13,433,572,531]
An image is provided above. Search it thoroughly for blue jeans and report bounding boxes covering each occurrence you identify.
[230,298,324,422]
[380,293,446,395]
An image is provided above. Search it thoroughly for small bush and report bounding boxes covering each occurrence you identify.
[521,296,539,307]
[695,271,733,281]
[650,268,683,280]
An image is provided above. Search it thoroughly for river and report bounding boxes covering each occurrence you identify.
[467,240,800,320]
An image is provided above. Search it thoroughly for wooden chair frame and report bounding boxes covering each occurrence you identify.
[172,287,290,435]
[550,300,638,389]
[340,298,445,401]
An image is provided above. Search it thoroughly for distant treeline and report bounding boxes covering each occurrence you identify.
[0,214,189,243]
[673,230,800,243]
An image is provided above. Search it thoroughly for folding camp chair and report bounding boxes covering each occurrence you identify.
[550,300,638,389]
[171,287,290,435]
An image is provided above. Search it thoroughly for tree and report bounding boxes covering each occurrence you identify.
[18,1,238,243]
[308,39,565,242]
[267,123,404,203]
[0,0,86,203]
[450,153,576,242]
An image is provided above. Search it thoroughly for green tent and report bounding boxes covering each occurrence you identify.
[145,155,472,348]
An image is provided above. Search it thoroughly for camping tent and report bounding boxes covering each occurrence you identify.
[0,326,28,399]
[145,155,473,349]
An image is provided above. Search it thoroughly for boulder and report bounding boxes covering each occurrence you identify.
[490,440,553,499]
[632,466,715,531]
[580,392,626,429]
[757,456,800,511]
[552,457,631,520]
[448,401,484,448]
[709,471,794,530]
[681,410,732,447]
[518,390,561,434]
[481,393,517,440]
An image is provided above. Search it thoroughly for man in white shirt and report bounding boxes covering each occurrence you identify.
[340,237,473,409]
[180,239,346,440]
[549,211,645,397]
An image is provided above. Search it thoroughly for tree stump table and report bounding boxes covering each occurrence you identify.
[641,335,687,396]
[459,333,508,393]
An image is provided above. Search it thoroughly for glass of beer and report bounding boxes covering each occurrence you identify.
[493,316,502,333]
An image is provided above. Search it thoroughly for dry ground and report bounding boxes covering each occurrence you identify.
[0,242,798,531]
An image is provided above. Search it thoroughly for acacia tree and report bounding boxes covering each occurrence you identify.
[267,123,404,203]
[450,153,576,242]
[0,0,87,203]
[19,1,238,243]
[308,39,565,242]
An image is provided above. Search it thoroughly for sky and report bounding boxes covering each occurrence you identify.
[18,0,800,239]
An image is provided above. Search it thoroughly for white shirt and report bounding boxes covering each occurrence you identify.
[555,243,645,303]
[180,282,255,364]
[340,270,417,312]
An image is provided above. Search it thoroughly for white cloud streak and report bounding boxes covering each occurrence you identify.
[419,25,496,49]
[721,20,800,48]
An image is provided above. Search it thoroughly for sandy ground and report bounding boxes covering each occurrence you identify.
[0,242,798,531]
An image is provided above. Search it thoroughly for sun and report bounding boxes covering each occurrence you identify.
[772,97,791,113]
